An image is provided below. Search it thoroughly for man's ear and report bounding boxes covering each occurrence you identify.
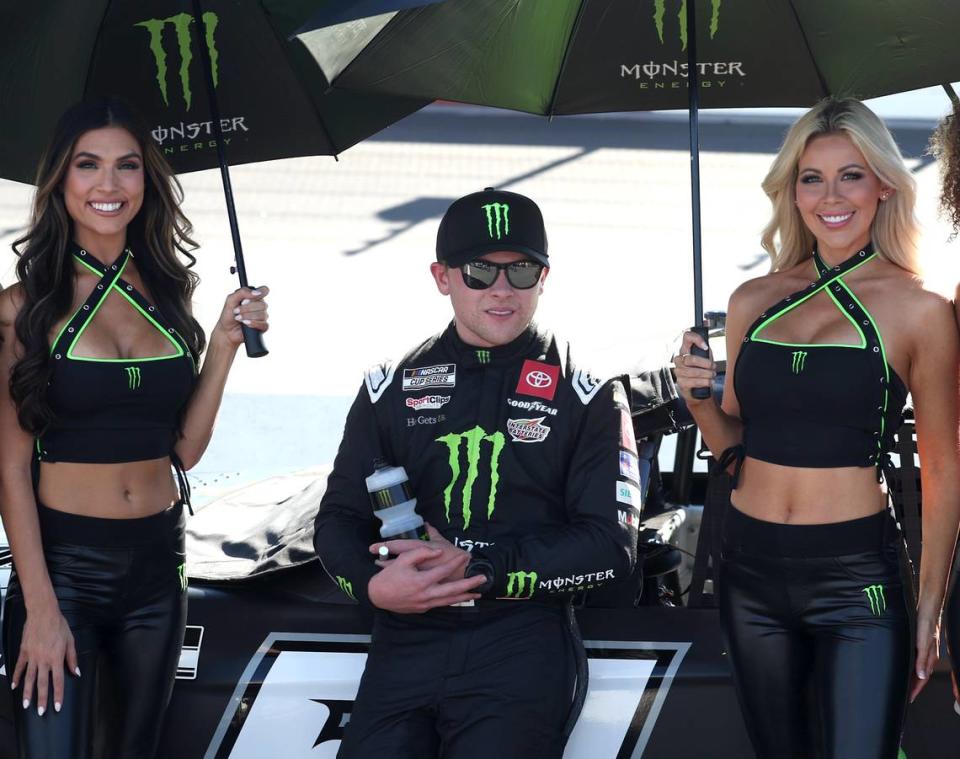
[538,266,549,294]
[430,262,451,295]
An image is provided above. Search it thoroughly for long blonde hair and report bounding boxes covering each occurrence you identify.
[760,98,920,274]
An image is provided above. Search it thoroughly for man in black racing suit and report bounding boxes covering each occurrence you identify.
[314,188,640,759]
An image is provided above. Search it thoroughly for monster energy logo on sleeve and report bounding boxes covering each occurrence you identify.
[135,12,220,110]
[862,584,886,616]
[435,426,505,529]
[653,0,721,49]
[125,366,142,390]
[791,351,807,375]
[177,562,188,592]
[481,203,510,240]
[505,570,538,599]
[336,576,356,601]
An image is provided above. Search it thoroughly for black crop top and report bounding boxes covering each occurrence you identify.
[734,245,908,473]
[37,245,197,465]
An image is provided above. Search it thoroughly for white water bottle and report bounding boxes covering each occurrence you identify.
[366,461,428,541]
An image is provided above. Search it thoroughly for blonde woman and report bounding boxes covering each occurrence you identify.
[675,98,960,758]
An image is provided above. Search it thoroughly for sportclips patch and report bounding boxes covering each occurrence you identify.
[203,634,689,759]
[403,364,456,391]
[515,359,560,401]
[405,395,450,411]
[507,417,550,443]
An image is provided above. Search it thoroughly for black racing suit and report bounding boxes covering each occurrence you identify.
[314,323,639,759]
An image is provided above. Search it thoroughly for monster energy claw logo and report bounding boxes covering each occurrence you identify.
[336,576,356,601]
[476,350,491,364]
[125,366,142,390]
[863,584,886,616]
[135,12,220,110]
[505,571,538,599]
[177,562,188,592]
[481,203,510,240]
[436,427,505,529]
[654,0,721,49]
[791,351,807,375]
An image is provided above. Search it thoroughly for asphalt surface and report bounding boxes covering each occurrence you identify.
[0,105,954,495]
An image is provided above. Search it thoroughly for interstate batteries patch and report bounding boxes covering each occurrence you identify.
[506,417,551,443]
[403,364,456,391]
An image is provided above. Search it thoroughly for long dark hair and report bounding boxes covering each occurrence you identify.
[10,97,205,434]
[931,100,960,237]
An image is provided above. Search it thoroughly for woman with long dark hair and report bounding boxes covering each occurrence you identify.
[674,98,960,758]
[0,97,268,757]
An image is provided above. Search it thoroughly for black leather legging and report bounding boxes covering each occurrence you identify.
[2,503,187,759]
[718,506,910,759]
[945,568,960,702]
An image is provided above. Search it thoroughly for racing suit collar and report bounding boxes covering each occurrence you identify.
[442,321,541,368]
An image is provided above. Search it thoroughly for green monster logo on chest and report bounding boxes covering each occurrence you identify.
[435,427,506,528]
[125,366,142,390]
[791,350,807,375]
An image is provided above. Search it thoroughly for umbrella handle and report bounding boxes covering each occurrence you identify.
[191,0,268,360]
[241,323,269,358]
[690,325,711,400]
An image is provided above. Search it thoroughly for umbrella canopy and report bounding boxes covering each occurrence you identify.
[1,0,431,356]
[297,0,960,370]
[297,0,960,113]
[0,0,430,184]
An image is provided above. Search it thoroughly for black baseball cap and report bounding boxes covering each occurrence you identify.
[436,188,549,268]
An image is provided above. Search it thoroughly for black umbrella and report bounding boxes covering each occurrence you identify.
[296,0,960,381]
[0,0,430,356]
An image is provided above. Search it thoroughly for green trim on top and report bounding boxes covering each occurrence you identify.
[748,253,876,344]
[823,286,868,347]
[750,337,864,349]
[840,279,892,445]
[840,280,890,382]
[67,254,184,363]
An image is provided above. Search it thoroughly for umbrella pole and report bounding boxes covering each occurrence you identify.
[190,0,268,358]
[944,83,959,108]
[686,0,710,397]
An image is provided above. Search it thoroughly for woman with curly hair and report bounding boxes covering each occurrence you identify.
[0,97,269,758]
[931,94,960,707]
[931,95,960,237]
[674,97,960,758]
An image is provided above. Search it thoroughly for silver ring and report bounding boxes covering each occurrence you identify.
[680,353,689,366]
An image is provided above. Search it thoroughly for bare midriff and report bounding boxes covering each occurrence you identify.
[38,457,179,518]
[731,457,887,524]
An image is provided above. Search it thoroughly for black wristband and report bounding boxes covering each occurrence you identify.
[464,557,495,594]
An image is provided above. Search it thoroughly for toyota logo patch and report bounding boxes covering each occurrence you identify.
[526,370,552,388]
[516,360,560,401]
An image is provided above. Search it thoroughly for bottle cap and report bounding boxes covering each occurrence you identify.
[378,545,390,559]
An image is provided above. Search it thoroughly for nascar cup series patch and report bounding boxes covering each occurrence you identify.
[506,417,551,443]
[403,364,456,391]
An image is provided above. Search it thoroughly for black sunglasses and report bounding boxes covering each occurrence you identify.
[459,259,544,290]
